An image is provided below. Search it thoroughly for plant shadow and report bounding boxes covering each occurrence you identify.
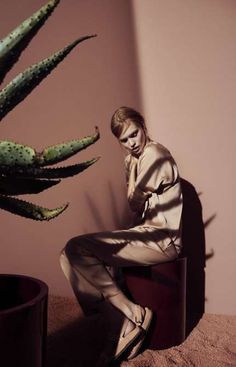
[180,178,216,336]
[47,314,107,367]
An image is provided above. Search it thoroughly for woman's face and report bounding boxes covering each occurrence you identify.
[118,120,147,157]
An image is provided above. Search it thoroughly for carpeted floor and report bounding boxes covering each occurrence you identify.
[47,295,236,367]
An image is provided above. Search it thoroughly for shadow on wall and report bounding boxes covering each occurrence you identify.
[82,180,132,234]
[181,178,215,336]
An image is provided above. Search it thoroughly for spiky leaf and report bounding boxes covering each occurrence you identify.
[0,195,68,220]
[0,127,99,167]
[0,157,99,179]
[38,127,100,166]
[0,141,35,166]
[0,34,96,120]
[0,0,60,84]
[0,177,60,195]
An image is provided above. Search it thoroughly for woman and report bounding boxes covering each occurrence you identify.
[60,106,183,361]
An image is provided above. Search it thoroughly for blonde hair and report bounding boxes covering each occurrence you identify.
[111,106,147,138]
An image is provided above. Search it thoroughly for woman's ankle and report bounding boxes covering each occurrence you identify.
[107,292,134,320]
[107,293,145,327]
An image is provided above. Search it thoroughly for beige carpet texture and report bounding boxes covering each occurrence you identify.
[47,295,236,367]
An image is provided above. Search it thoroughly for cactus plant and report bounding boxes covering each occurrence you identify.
[0,0,99,221]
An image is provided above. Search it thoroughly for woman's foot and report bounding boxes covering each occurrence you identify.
[126,307,153,360]
[112,317,143,360]
[96,316,142,366]
[96,306,153,365]
[106,293,153,360]
[112,306,153,361]
[108,292,145,325]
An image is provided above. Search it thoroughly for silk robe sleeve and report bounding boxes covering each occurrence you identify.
[127,143,180,217]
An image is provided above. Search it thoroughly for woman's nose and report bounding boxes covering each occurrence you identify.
[129,139,135,147]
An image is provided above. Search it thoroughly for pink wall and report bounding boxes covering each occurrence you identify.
[0,0,235,315]
[131,0,236,314]
[0,0,141,297]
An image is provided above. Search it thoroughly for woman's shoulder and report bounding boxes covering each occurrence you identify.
[141,140,171,160]
[124,153,132,166]
[124,153,137,170]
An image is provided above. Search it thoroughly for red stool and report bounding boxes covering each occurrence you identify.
[123,257,187,349]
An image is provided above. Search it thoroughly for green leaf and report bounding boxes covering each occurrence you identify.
[0,141,35,166]
[39,127,100,166]
[0,128,99,167]
[0,195,68,221]
[0,177,60,195]
[0,34,96,120]
[0,0,60,84]
[0,157,100,179]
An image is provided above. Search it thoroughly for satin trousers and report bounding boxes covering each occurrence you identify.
[60,225,179,316]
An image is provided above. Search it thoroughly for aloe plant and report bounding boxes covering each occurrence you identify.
[0,0,99,221]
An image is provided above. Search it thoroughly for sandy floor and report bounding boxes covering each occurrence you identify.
[47,295,236,367]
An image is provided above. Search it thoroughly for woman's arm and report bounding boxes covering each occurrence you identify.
[128,143,179,216]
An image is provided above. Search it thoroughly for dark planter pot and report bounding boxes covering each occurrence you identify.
[0,274,48,367]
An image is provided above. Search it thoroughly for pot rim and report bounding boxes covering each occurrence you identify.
[0,273,48,314]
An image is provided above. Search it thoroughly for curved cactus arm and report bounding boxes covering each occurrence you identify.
[38,127,100,166]
[36,157,100,178]
[0,177,60,195]
[0,195,68,220]
[0,127,99,167]
[0,0,60,84]
[0,34,96,121]
[0,141,36,167]
[0,157,100,179]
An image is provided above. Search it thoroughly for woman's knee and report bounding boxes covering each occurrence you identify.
[59,237,85,279]
[63,235,92,259]
[166,243,179,261]
[62,237,79,258]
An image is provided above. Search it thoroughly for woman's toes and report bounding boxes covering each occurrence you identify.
[133,304,145,325]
